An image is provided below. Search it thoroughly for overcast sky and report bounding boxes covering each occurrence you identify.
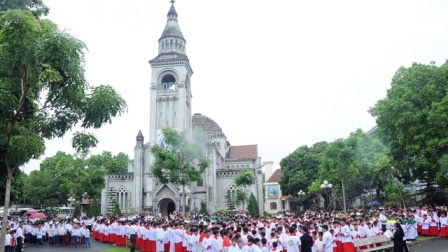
[23,0,448,174]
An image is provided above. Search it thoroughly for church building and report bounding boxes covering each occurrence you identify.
[101,1,264,216]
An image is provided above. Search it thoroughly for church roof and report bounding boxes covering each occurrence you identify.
[266,169,282,183]
[228,145,258,160]
[149,52,189,64]
[159,3,185,42]
[192,113,226,138]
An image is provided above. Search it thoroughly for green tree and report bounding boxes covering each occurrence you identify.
[234,170,255,189]
[311,133,359,214]
[199,200,209,216]
[279,142,328,196]
[110,202,121,217]
[383,182,405,205]
[370,61,448,203]
[72,202,81,219]
[355,130,394,205]
[0,0,49,17]
[27,152,72,206]
[0,168,26,204]
[105,187,117,214]
[86,151,130,174]
[150,126,211,215]
[43,206,59,219]
[236,189,248,210]
[225,190,236,211]
[247,193,259,217]
[0,9,127,245]
[27,151,102,205]
[89,199,101,217]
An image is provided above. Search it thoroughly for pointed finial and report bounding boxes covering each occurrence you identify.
[170,0,175,5]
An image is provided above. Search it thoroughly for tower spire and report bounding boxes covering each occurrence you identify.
[152,0,186,55]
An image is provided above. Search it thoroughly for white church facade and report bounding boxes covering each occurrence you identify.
[100,2,264,216]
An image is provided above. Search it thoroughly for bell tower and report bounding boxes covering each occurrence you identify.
[149,0,193,148]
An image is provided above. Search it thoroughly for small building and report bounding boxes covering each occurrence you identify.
[263,162,291,215]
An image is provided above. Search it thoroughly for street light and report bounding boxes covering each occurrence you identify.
[297,190,306,211]
[320,181,333,210]
[68,197,75,218]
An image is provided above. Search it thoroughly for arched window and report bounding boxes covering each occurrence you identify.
[270,202,277,210]
[161,74,176,91]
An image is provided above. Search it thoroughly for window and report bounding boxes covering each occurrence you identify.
[270,202,277,210]
[160,74,176,91]
[197,180,203,187]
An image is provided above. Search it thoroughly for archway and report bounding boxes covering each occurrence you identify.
[157,198,176,217]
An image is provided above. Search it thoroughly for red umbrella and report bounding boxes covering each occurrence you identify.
[29,213,47,219]
[26,209,36,215]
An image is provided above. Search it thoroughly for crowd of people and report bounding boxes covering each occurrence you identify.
[1,204,447,252]
[90,204,448,252]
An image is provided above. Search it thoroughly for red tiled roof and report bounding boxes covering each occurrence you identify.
[230,145,258,159]
[266,169,282,183]
[81,199,92,205]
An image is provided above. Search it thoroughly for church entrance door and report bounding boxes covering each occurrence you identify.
[157,198,176,217]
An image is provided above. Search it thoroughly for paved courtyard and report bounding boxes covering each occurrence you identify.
[24,240,115,252]
[23,238,448,252]
[409,238,448,252]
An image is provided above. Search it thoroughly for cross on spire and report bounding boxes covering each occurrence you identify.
[170,0,175,5]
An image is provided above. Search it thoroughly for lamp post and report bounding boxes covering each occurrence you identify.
[68,197,75,218]
[82,192,90,217]
[297,190,306,211]
[320,180,333,210]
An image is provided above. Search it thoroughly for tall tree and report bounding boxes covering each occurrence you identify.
[225,190,236,211]
[236,189,248,210]
[355,130,395,205]
[0,10,127,245]
[0,168,25,204]
[279,142,327,196]
[199,200,209,216]
[234,170,255,189]
[370,61,448,203]
[89,199,101,217]
[86,151,130,174]
[311,131,367,214]
[26,150,116,206]
[247,192,259,217]
[0,0,49,17]
[150,126,211,215]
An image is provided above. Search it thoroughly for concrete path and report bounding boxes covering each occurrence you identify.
[22,237,448,252]
[408,238,448,252]
[24,240,118,252]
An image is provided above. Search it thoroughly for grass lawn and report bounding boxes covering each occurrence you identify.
[101,247,135,252]
[415,236,436,242]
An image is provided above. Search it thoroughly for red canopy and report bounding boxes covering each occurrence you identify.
[26,209,37,215]
[29,213,47,219]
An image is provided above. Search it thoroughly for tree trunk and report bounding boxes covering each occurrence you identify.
[340,178,347,216]
[0,163,14,249]
[388,167,406,208]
